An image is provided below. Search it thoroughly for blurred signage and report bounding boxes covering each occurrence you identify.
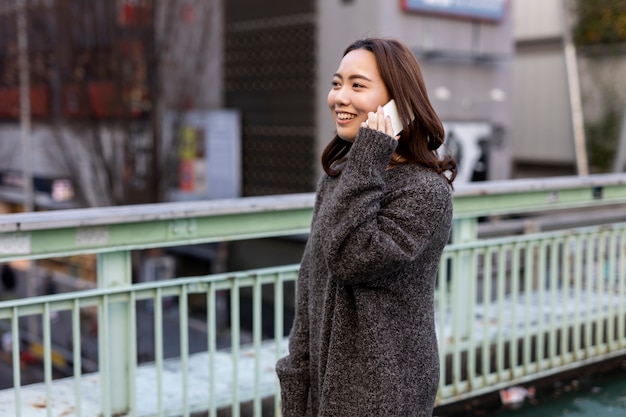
[165,110,241,200]
[401,0,507,22]
[441,122,492,184]
[0,171,75,202]
[178,125,205,193]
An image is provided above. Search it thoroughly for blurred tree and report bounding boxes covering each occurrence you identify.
[0,0,219,206]
[586,94,621,172]
[571,0,626,174]
[573,0,626,46]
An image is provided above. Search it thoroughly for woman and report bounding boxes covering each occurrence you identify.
[276,37,456,417]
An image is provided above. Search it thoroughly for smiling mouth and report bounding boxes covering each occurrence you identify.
[336,112,356,121]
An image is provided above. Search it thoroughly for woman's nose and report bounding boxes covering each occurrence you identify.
[333,87,349,105]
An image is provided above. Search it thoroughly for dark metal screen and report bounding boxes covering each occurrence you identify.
[224,1,316,196]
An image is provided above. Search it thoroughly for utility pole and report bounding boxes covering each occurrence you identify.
[17,0,34,211]
[17,0,38,343]
[562,0,589,176]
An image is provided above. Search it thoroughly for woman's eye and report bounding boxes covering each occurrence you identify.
[331,80,340,87]
[352,83,364,88]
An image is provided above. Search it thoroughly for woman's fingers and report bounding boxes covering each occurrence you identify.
[377,106,385,130]
[366,111,376,129]
[384,115,397,139]
[365,106,392,134]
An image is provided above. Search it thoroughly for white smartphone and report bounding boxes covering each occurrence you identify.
[382,99,412,136]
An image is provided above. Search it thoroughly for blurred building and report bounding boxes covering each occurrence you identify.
[4,0,617,212]
[0,0,224,210]
[225,0,513,193]
[512,0,584,177]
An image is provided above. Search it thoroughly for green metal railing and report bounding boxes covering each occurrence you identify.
[0,174,625,416]
[438,223,626,402]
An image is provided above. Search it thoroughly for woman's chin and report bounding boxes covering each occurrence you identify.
[336,128,357,142]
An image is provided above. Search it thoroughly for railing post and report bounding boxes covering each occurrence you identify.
[451,217,478,340]
[97,250,132,416]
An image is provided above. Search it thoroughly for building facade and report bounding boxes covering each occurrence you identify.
[9,0,609,212]
[512,0,582,177]
[221,0,515,195]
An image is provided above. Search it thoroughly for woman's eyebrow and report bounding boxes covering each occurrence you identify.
[332,73,372,82]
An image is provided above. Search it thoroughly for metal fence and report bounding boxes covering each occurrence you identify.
[437,223,626,402]
[1,174,626,416]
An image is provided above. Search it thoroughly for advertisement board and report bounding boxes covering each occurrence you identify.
[401,0,507,22]
[165,110,241,200]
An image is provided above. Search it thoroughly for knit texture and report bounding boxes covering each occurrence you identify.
[276,127,453,417]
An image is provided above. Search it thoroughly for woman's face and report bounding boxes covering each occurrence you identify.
[327,49,390,142]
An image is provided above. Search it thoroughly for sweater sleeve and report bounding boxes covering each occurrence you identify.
[275,238,313,417]
[275,182,331,416]
[319,126,451,286]
[276,253,310,417]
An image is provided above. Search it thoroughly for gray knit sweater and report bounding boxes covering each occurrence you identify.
[276,127,453,417]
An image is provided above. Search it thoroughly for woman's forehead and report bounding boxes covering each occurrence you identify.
[335,49,380,79]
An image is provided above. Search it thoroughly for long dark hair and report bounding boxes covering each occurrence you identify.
[321,38,457,185]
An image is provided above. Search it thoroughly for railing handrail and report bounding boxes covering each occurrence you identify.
[452,173,626,219]
[454,172,626,195]
[0,192,316,232]
[0,173,624,262]
[0,263,301,313]
[1,173,625,231]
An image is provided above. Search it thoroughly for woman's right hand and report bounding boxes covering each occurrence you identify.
[361,105,398,140]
